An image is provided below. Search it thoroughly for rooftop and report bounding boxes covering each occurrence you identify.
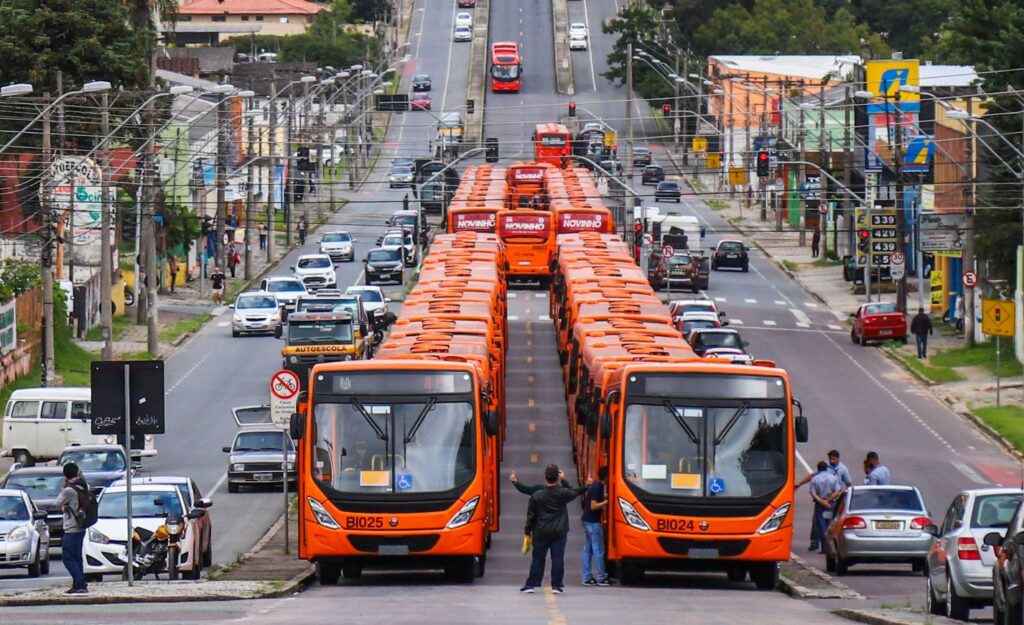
[178,0,325,15]
[710,55,863,82]
[919,64,978,88]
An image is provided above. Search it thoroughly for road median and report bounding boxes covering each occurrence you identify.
[465,0,489,144]
[551,0,574,95]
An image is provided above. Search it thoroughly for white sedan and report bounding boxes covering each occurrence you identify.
[345,286,391,318]
[570,35,587,50]
[455,11,473,28]
[569,22,588,39]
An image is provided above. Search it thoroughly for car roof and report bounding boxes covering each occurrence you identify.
[111,476,189,487]
[265,276,302,282]
[0,489,30,498]
[61,444,124,454]
[658,181,679,186]
[322,230,351,235]
[8,387,91,400]
[962,487,1023,497]
[235,427,287,436]
[298,253,332,260]
[237,291,277,298]
[851,485,918,492]
[346,286,381,292]
[690,327,739,336]
[414,74,429,79]
[101,483,182,494]
[5,466,65,476]
[680,311,718,320]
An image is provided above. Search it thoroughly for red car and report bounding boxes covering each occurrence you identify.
[410,93,431,110]
[850,302,907,345]
[457,0,475,6]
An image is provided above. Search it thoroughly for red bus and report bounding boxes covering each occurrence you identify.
[534,123,572,166]
[490,42,522,93]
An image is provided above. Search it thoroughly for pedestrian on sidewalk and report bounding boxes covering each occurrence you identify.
[168,256,179,294]
[210,267,226,305]
[227,243,240,278]
[864,452,892,485]
[520,464,583,595]
[581,466,611,587]
[297,216,307,246]
[56,462,88,594]
[259,223,268,250]
[811,229,821,258]
[808,461,841,553]
[910,307,933,358]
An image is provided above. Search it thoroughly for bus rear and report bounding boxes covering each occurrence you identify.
[555,207,615,235]
[534,123,572,166]
[497,210,554,279]
[448,207,502,234]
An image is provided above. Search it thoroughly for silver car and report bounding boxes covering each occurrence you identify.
[0,488,50,577]
[319,231,355,263]
[926,487,1022,620]
[223,428,297,493]
[824,485,935,575]
[231,292,282,337]
[259,277,308,317]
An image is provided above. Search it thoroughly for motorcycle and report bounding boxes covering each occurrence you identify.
[124,513,184,580]
[124,282,135,307]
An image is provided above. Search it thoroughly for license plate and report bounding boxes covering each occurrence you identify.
[253,473,274,481]
[379,545,409,556]
[726,254,738,258]
[874,520,901,530]
[879,329,892,336]
[688,548,720,559]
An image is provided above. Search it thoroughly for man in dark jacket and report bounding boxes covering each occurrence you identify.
[521,464,582,594]
[909,307,933,358]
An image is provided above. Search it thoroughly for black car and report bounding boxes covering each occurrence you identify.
[58,445,132,497]
[457,0,475,7]
[641,165,665,186]
[632,147,652,167]
[686,328,747,357]
[711,239,749,272]
[364,248,405,286]
[0,466,66,542]
[990,499,1024,624]
[412,74,431,91]
[654,181,682,202]
[841,255,893,284]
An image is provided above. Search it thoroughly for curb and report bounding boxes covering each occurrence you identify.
[777,555,864,600]
[0,581,289,607]
[833,608,962,625]
[551,0,574,95]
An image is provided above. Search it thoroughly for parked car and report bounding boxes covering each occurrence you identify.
[686,327,746,356]
[641,165,665,185]
[926,488,1022,620]
[0,488,50,577]
[230,292,282,337]
[669,298,727,325]
[455,11,473,27]
[654,180,682,202]
[411,93,432,110]
[292,253,337,291]
[990,495,1024,624]
[823,485,935,576]
[632,146,652,167]
[1,466,66,542]
[223,428,296,493]
[711,239,750,272]
[412,74,432,91]
[259,277,308,316]
[453,24,472,41]
[364,248,405,286]
[345,286,391,318]
[850,302,907,346]
[58,444,134,497]
[319,230,355,263]
[675,311,722,336]
[647,250,700,292]
[388,164,415,188]
[380,229,417,266]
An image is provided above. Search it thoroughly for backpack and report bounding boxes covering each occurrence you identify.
[71,483,98,528]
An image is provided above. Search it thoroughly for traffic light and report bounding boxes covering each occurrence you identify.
[466,99,475,115]
[568,101,576,117]
[662,104,671,117]
[857,229,870,253]
[485,137,499,163]
[756,150,770,177]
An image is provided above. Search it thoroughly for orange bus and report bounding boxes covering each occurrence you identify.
[497,210,555,280]
[490,42,522,93]
[534,123,572,166]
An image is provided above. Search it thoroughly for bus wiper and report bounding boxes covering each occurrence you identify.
[714,402,750,446]
[661,401,699,445]
[403,397,438,446]
[350,398,389,441]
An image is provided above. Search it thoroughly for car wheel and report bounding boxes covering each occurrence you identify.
[187,557,202,580]
[825,549,836,572]
[317,560,341,585]
[946,574,970,620]
[228,482,239,494]
[711,263,718,271]
[232,330,240,338]
[40,549,50,575]
[13,450,34,467]
[835,556,849,576]
[27,544,41,577]
[851,329,859,345]
[742,262,749,273]
[618,560,644,586]
[911,558,926,575]
[926,575,945,615]
[900,335,909,345]
[203,541,213,568]
[859,332,868,347]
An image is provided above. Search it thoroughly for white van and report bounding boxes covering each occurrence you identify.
[1,387,148,466]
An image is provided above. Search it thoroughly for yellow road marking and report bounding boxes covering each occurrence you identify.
[528,398,536,407]
[530,453,538,464]
[529,423,536,432]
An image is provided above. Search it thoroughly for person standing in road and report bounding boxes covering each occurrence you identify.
[864,452,892,485]
[521,464,583,594]
[56,462,88,594]
[167,256,179,294]
[808,461,841,553]
[910,307,933,358]
[581,466,612,587]
[210,267,226,305]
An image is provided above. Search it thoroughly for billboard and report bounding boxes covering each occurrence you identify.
[48,157,109,266]
[865,103,932,173]
[866,60,920,101]
[920,213,968,252]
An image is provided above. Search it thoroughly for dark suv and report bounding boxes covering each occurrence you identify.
[647,250,700,293]
[641,165,665,186]
[686,327,747,356]
[654,181,682,202]
[364,248,405,286]
[632,147,652,167]
[711,239,749,272]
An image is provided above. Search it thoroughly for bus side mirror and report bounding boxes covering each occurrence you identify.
[484,410,500,436]
[795,415,809,443]
[290,412,305,440]
[600,412,611,439]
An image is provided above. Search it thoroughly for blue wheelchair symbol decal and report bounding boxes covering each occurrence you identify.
[397,474,414,491]
[709,478,725,495]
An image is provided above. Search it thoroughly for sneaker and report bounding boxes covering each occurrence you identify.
[596,578,613,587]
[808,544,820,552]
[552,587,564,594]
[66,587,88,595]
[519,586,535,594]
[582,579,597,586]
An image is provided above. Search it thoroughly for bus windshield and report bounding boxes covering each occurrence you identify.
[622,401,787,499]
[491,64,520,80]
[312,400,476,494]
[288,320,354,344]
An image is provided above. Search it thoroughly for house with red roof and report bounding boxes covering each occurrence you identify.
[172,0,326,45]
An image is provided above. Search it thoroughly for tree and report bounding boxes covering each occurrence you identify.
[602,5,675,101]
[848,0,956,57]
[310,0,353,40]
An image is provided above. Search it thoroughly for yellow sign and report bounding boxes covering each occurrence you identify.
[603,130,617,148]
[728,168,747,186]
[982,299,1016,337]
[866,60,920,101]
[691,136,708,153]
[284,345,353,354]
[930,269,944,306]
[706,153,721,170]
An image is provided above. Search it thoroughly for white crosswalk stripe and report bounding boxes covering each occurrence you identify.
[828,324,842,330]
[534,292,546,298]
[796,322,810,328]
[714,297,727,303]
[774,300,786,306]
[507,315,520,321]
[789,308,812,326]
[730,319,744,325]
[744,298,757,304]
[804,302,818,308]
[507,292,517,298]
[833,311,847,321]
[762,320,777,326]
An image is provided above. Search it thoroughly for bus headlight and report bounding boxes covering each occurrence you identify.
[308,497,340,530]
[618,498,651,531]
[757,503,790,534]
[446,496,479,529]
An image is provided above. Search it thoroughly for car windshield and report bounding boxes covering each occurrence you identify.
[0,495,29,520]
[287,319,354,345]
[235,430,295,452]
[865,303,899,315]
[267,281,305,293]
[392,165,413,174]
[719,241,744,251]
[849,489,924,512]
[368,250,401,262]
[414,74,429,81]
[313,399,476,495]
[683,320,718,334]
[659,182,679,190]
[348,289,382,302]
[322,233,351,243]
[456,25,470,33]
[298,257,332,269]
[694,331,740,348]
[382,234,404,247]
[61,451,125,472]
[667,255,693,265]
[972,493,1022,528]
[623,400,787,498]
[645,167,662,174]
[4,474,64,499]
[237,295,276,310]
[98,490,183,518]
[675,303,713,316]
[297,298,359,318]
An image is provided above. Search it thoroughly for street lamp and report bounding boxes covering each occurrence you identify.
[0,80,112,154]
[0,83,33,97]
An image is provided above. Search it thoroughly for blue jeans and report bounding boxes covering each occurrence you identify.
[811,503,829,550]
[62,530,86,589]
[916,334,928,358]
[582,521,607,582]
[525,534,567,589]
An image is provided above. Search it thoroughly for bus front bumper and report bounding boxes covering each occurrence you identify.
[612,520,793,565]
[305,520,486,559]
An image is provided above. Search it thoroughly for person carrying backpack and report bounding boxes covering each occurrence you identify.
[56,462,93,594]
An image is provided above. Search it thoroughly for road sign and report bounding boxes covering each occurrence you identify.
[890,252,905,280]
[706,153,721,170]
[891,252,905,265]
[662,244,675,259]
[728,167,747,186]
[91,360,165,436]
[982,299,1015,337]
[691,136,707,153]
[642,233,653,245]
[270,370,301,429]
[962,271,977,288]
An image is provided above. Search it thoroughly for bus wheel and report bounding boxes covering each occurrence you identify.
[750,562,779,590]
[726,567,747,582]
[619,561,644,586]
[341,563,363,580]
[444,556,476,583]
[317,561,341,585]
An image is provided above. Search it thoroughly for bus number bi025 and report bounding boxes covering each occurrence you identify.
[346,516,384,529]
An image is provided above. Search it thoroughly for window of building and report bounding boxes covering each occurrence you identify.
[279,16,289,23]
[179,15,192,21]
[212,15,226,22]
[241,15,250,21]
[255,15,264,21]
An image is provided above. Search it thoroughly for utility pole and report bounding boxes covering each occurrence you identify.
[268,82,278,262]
[963,95,976,346]
[245,97,255,280]
[843,86,853,258]
[798,103,806,247]
[317,85,327,224]
[41,94,55,387]
[215,96,229,271]
[625,42,634,187]
[143,99,159,354]
[894,90,908,312]
[818,85,829,259]
[99,92,113,360]
[285,92,294,247]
